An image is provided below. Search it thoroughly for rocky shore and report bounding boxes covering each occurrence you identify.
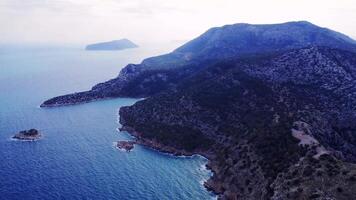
[116,141,135,151]
[13,129,42,141]
[119,125,222,196]
[119,122,356,200]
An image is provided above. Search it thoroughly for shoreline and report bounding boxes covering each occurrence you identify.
[119,125,221,198]
[10,136,43,142]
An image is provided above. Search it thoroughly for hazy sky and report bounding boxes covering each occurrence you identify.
[1,0,355,45]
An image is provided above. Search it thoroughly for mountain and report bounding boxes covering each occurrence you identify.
[85,39,138,51]
[40,21,356,199]
[41,21,356,107]
[173,21,356,60]
[119,46,356,199]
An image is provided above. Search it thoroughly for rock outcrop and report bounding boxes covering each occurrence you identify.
[13,129,41,141]
[116,141,135,152]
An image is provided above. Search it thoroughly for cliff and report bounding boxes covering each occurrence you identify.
[119,47,356,199]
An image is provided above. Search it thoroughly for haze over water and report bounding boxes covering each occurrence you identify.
[0,45,215,200]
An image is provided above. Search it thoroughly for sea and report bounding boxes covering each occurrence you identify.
[0,43,216,200]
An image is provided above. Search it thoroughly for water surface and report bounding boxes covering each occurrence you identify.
[0,45,215,200]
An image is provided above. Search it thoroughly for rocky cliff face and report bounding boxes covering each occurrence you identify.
[41,21,356,107]
[119,47,356,199]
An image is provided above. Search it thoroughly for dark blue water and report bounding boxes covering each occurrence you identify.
[0,45,215,200]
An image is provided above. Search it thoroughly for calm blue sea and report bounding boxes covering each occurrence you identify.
[0,44,215,200]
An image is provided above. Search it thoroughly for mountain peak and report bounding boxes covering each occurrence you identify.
[224,20,314,27]
[175,21,356,58]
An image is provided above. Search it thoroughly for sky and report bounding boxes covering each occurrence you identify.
[0,0,355,45]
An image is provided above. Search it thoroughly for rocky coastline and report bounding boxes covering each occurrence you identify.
[119,122,356,200]
[116,140,135,152]
[119,125,222,197]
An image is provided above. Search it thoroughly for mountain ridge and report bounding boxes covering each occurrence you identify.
[41,21,356,107]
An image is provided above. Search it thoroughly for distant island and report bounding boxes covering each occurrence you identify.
[13,129,41,141]
[85,39,138,51]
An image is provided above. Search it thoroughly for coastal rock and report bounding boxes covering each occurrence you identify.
[116,141,135,152]
[13,129,41,141]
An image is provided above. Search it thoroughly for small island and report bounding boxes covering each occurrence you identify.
[85,39,138,51]
[116,141,135,152]
[13,129,41,141]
